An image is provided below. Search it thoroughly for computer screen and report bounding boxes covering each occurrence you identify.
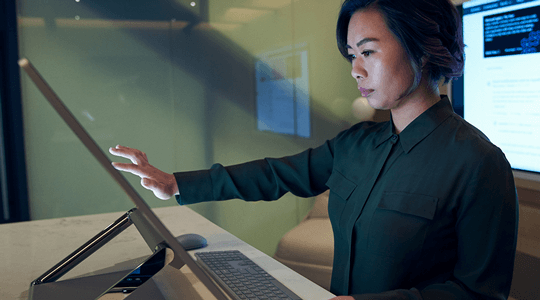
[452,0,540,184]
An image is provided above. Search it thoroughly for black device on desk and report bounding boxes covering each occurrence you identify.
[109,247,167,293]
[111,234,208,293]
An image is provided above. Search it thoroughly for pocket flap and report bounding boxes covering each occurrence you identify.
[325,171,357,201]
[379,192,438,220]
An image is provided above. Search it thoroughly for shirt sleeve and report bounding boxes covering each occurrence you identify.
[351,146,519,300]
[173,139,335,205]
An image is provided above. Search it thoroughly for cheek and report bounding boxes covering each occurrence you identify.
[369,60,385,85]
[370,58,411,84]
[390,59,416,91]
[368,55,415,101]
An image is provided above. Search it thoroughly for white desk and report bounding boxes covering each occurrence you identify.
[0,206,335,300]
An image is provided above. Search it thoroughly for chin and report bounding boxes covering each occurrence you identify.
[366,98,390,111]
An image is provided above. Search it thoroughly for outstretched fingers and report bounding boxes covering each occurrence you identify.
[109,145,148,165]
[111,162,149,178]
[109,145,178,200]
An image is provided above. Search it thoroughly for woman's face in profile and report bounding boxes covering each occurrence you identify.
[346,8,417,111]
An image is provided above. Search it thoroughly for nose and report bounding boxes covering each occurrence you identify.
[351,59,367,80]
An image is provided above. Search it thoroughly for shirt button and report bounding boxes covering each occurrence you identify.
[390,134,398,144]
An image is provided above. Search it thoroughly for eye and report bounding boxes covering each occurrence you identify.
[361,50,373,57]
[348,54,357,61]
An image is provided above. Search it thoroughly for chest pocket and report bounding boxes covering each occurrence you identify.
[326,171,357,235]
[326,171,356,202]
[367,191,438,260]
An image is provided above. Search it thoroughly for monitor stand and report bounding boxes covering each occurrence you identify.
[28,208,186,300]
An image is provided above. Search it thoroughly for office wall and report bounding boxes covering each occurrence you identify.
[16,0,370,256]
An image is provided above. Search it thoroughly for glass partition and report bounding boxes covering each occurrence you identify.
[17,0,375,256]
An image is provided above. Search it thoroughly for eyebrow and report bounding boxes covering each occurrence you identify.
[346,37,379,49]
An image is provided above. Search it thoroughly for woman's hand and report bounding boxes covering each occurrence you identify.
[109,145,178,200]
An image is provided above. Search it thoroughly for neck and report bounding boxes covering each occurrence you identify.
[391,78,440,134]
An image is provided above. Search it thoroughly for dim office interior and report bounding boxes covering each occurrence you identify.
[1,0,540,299]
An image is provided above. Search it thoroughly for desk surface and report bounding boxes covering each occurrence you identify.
[0,206,334,300]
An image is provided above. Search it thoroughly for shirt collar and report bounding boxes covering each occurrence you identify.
[374,96,454,153]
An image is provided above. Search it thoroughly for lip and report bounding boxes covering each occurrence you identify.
[358,87,374,97]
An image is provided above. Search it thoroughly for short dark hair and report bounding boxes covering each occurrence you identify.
[336,0,465,84]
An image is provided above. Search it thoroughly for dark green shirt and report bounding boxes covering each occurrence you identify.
[174,96,518,299]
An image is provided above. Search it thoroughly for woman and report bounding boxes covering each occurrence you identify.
[111,0,518,299]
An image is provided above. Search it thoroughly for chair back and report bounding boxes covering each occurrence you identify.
[306,190,330,219]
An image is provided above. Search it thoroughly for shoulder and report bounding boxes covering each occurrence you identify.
[447,114,489,142]
[441,113,509,168]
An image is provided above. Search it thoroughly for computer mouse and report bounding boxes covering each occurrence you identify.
[176,233,207,250]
